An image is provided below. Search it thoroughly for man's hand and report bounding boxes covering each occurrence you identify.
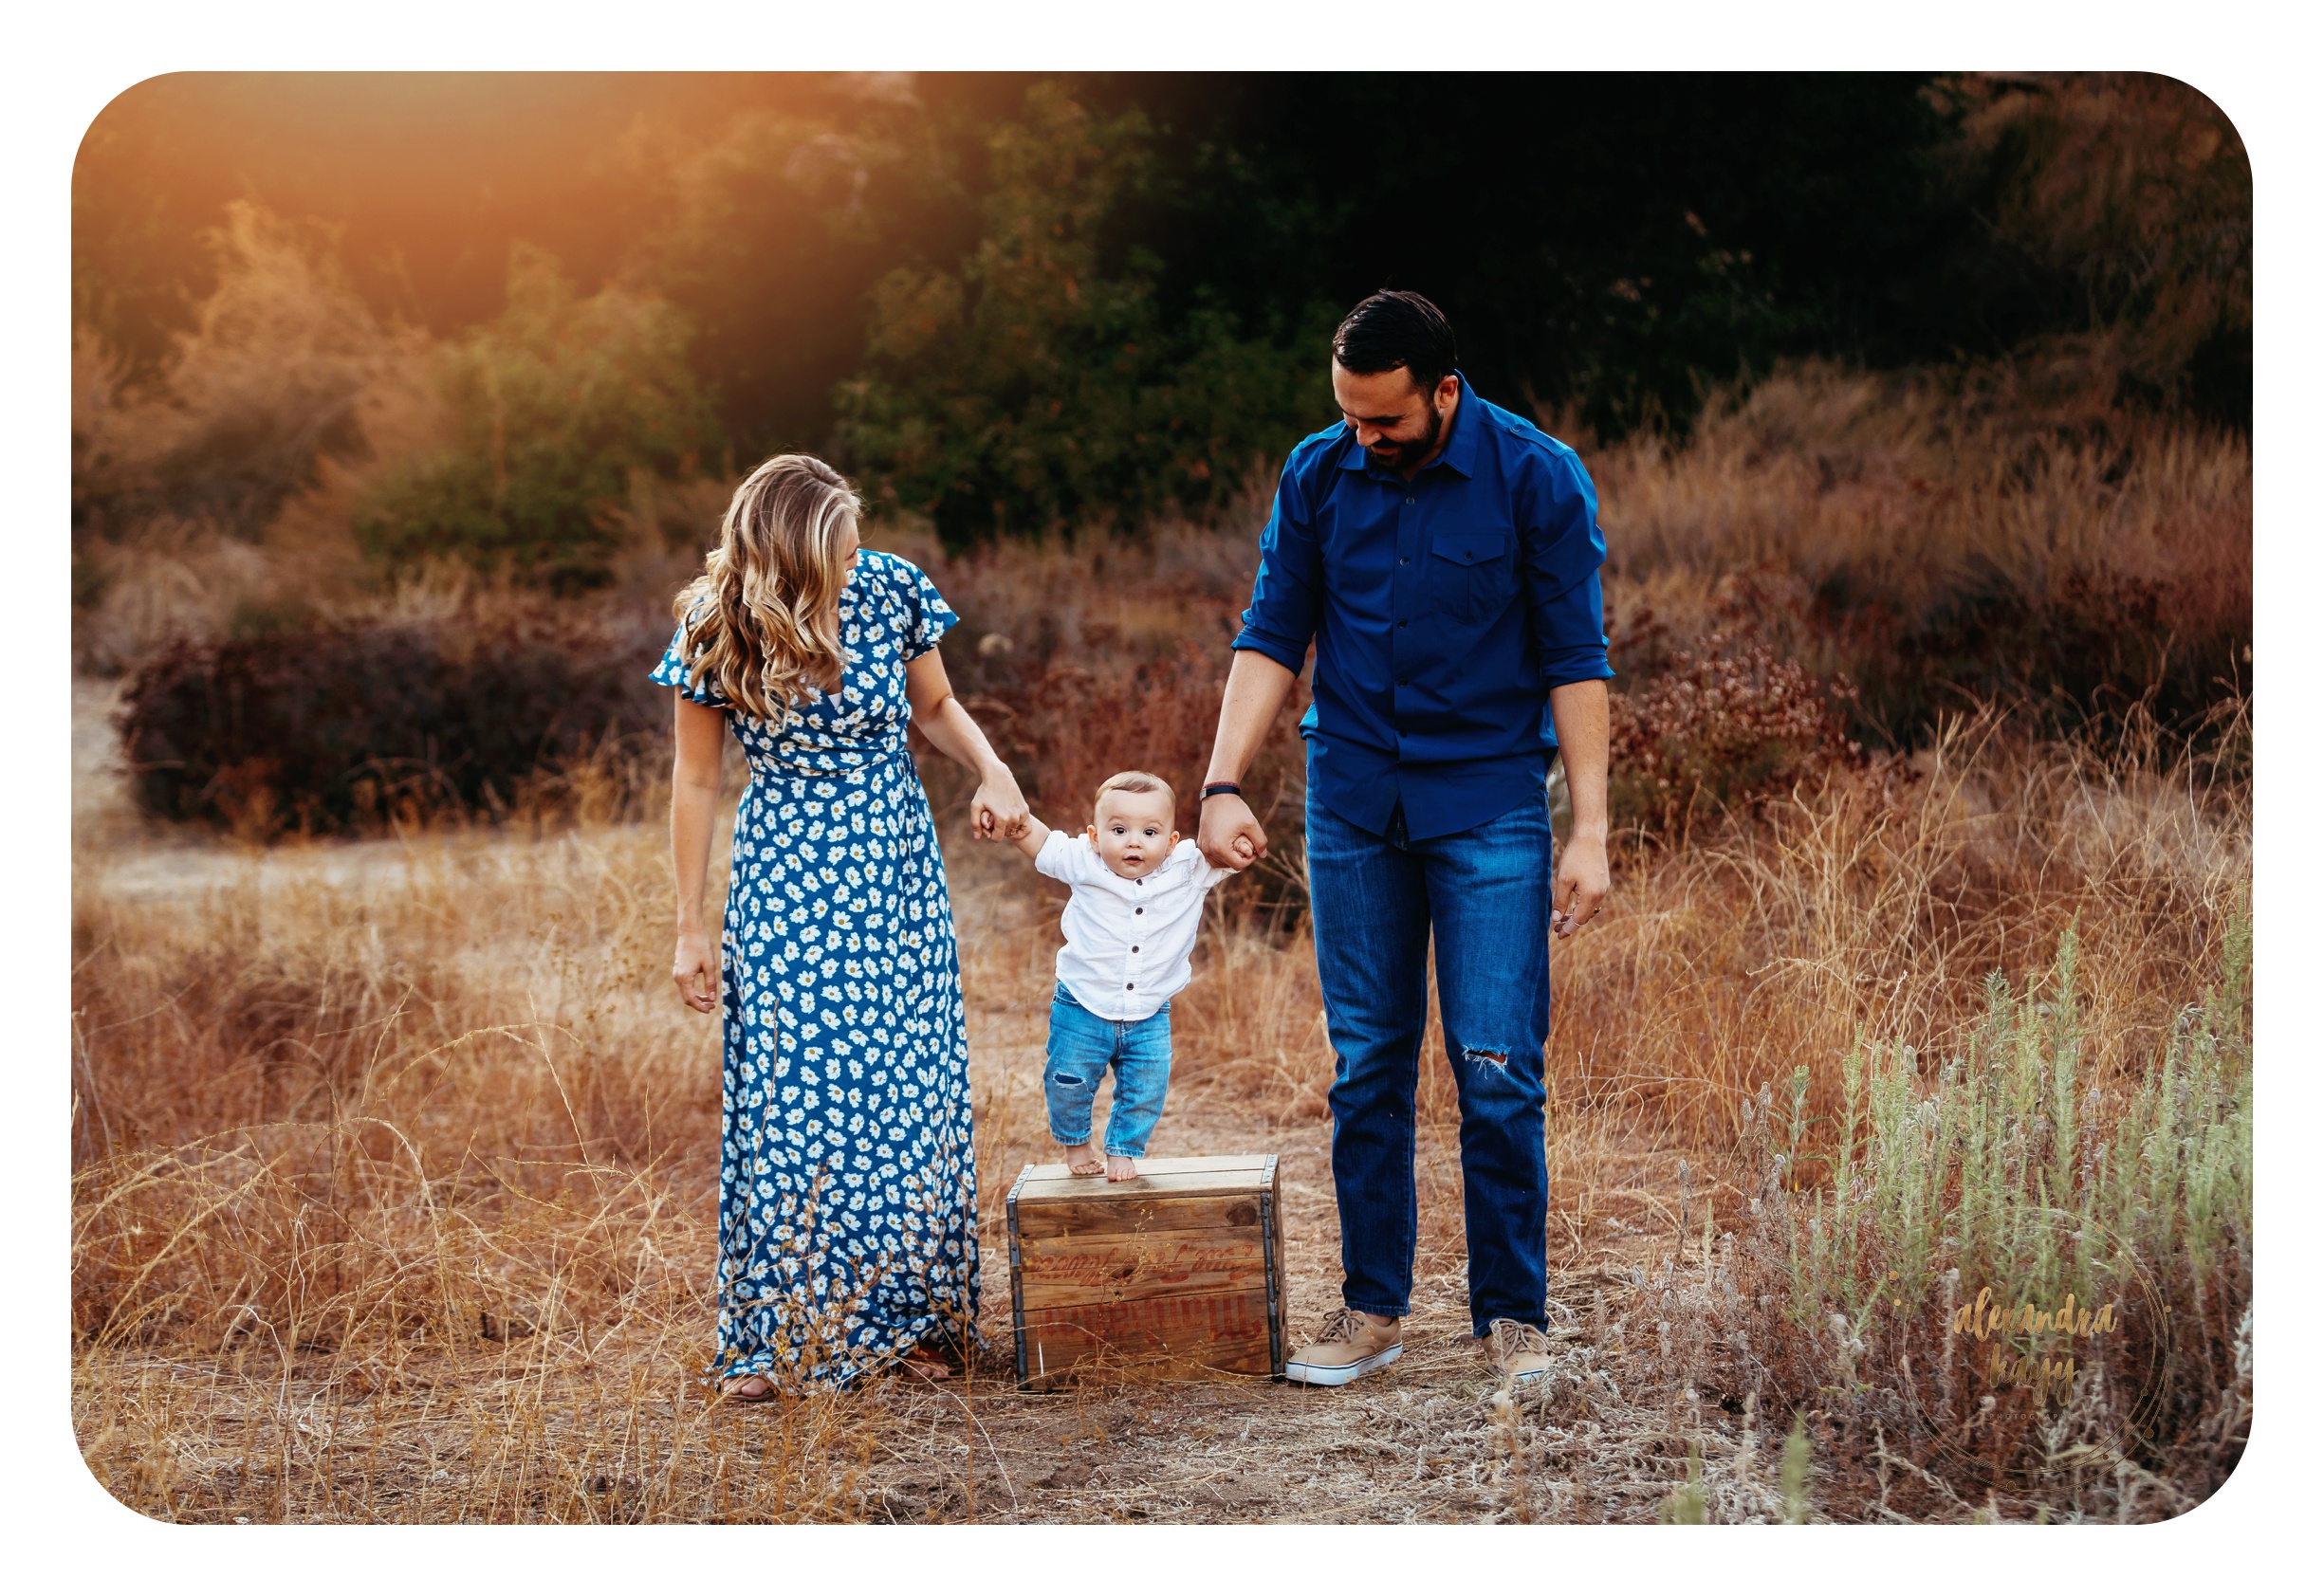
[1199,793,1267,870]
[1551,830,1609,938]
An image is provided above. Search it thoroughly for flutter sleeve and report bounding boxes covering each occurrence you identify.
[899,558,960,661]
[649,624,729,707]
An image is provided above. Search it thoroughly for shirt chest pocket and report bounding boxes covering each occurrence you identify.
[1427,528,1516,622]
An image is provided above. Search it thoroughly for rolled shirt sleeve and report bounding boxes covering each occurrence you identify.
[1231,452,1323,673]
[1522,448,1615,688]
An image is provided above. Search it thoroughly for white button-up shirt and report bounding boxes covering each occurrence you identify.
[1034,833,1236,1021]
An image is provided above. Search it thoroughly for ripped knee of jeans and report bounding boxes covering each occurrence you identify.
[1463,1046,1510,1071]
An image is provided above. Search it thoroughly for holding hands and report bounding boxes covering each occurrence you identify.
[968,761,1032,843]
[1197,791,1265,871]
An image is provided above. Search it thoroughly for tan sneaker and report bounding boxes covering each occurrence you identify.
[1481,1318,1558,1384]
[1284,1309,1402,1386]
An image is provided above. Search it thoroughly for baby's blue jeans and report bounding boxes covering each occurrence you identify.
[1044,983,1171,1157]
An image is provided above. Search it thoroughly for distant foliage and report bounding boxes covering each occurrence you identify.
[355,249,719,591]
[118,612,669,835]
[836,84,1328,545]
[1931,74,2251,428]
[72,200,412,548]
[1595,362,2250,752]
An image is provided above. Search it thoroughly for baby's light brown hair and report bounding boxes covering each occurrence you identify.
[1094,770,1175,815]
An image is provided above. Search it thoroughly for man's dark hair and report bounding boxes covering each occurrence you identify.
[1332,291,1458,394]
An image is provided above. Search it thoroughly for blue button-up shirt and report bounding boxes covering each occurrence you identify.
[1232,374,1614,841]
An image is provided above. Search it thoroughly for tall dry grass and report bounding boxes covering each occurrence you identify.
[68,780,1086,1521]
[1583,363,2249,743]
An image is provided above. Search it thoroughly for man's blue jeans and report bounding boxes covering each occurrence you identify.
[1044,984,1172,1157]
[1305,782,1553,1337]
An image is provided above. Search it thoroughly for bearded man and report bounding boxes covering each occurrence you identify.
[1196,290,1613,1387]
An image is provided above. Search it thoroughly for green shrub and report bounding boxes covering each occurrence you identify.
[1740,911,2252,1513]
[356,248,718,591]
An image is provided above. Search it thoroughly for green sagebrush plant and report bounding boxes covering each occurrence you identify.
[356,248,718,592]
[1743,907,2250,1509]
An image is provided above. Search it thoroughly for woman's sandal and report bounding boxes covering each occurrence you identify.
[896,1342,954,1380]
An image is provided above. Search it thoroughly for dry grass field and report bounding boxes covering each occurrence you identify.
[70,682,2247,1523]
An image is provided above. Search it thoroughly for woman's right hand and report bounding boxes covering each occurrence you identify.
[968,760,1032,844]
[673,929,719,1014]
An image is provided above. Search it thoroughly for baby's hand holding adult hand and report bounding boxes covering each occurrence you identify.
[673,929,718,1013]
[1199,792,1266,870]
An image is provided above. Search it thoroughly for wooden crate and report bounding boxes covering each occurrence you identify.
[1005,1154,1285,1389]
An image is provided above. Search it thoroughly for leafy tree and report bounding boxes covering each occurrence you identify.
[836,83,1328,544]
[356,247,717,590]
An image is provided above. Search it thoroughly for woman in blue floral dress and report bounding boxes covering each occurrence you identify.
[655,454,1027,1400]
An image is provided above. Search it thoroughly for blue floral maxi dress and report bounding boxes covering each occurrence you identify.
[651,550,978,1388]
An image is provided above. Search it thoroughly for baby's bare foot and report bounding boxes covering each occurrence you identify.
[1062,1141,1104,1176]
[1105,1154,1138,1182]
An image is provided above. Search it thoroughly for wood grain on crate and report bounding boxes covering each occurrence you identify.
[1017,1225,1267,1310]
[1008,1154,1284,1388]
[1020,1291,1276,1385]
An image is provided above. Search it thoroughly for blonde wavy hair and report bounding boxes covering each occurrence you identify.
[670,454,862,722]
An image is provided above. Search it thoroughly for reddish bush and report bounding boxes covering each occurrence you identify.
[936,634,1311,919]
[1609,624,1864,846]
[118,610,669,835]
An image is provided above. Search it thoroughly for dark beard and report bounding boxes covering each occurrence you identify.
[1367,398,1444,473]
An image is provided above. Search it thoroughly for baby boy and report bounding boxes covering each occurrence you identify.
[1009,771,1244,1180]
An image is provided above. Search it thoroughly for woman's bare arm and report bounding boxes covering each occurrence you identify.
[905,648,1031,842]
[670,692,726,1013]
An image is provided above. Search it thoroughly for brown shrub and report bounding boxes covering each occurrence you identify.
[1609,612,1866,847]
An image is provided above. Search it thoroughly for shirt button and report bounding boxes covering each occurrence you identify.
[1126,982,1135,990]
[1134,907,1143,915]
[1406,497,1415,505]
[1399,557,1410,565]
[1396,620,1407,629]
[1132,945,1139,953]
